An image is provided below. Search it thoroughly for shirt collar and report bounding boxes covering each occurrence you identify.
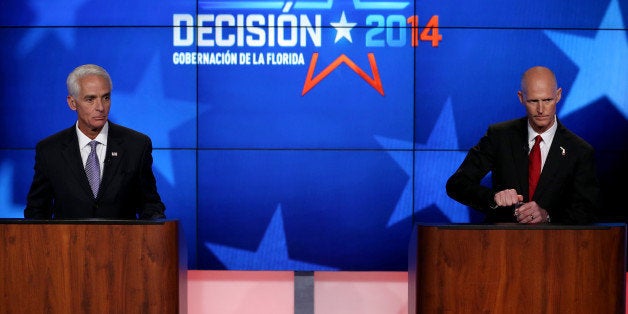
[76,121,109,148]
[527,115,557,143]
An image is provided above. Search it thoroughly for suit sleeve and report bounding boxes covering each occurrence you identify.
[137,136,166,219]
[24,143,54,219]
[446,127,498,212]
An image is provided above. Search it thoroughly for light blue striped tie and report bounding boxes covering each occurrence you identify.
[85,140,100,197]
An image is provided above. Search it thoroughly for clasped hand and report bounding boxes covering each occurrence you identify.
[494,189,549,224]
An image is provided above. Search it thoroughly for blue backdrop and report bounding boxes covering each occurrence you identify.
[1,0,626,270]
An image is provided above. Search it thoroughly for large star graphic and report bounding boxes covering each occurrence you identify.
[545,0,628,119]
[111,55,196,185]
[0,161,25,218]
[376,97,470,226]
[206,204,337,270]
[330,11,357,43]
[18,0,89,54]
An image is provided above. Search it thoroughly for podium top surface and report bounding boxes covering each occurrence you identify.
[0,218,178,225]
[414,222,626,230]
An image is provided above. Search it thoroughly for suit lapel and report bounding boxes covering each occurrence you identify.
[100,123,125,197]
[533,122,567,202]
[60,126,95,198]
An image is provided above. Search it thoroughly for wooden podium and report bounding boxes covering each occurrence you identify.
[409,224,626,314]
[0,219,187,313]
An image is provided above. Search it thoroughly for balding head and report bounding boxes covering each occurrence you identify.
[517,66,562,133]
[520,66,558,96]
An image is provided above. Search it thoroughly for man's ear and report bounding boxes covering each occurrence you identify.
[517,90,525,105]
[67,96,77,111]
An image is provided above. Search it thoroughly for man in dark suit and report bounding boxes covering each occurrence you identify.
[446,66,598,224]
[24,64,166,219]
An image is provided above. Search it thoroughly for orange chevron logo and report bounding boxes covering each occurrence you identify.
[301,53,385,96]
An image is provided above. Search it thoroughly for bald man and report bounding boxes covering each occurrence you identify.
[446,66,599,224]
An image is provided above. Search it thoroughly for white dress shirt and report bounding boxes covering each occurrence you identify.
[527,116,557,171]
[76,122,109,179]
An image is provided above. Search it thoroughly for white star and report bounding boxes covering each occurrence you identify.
[206,204,337,270]
[376,97,471,226]
[330,11,357,43]
[545,0,628,119]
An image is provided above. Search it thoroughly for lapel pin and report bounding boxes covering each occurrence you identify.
[111,152,118,157]
[560,146,566,156]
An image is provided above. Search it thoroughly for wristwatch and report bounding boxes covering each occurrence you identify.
[489,199,499,210]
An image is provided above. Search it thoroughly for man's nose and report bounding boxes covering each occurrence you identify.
[94,98,104,111]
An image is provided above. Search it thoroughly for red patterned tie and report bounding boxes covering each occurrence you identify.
[528,135,542,201]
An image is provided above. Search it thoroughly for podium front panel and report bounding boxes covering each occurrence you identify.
[409,224,626,314]
[0,219,187,314]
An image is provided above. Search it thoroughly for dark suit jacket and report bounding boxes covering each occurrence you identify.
[24,122,166,219]
[446,117,599,224]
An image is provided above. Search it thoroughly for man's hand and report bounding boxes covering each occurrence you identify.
[514,201,550,224]
[493,189,523,207]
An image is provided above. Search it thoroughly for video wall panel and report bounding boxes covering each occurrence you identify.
[0,1,194,26]
[197,28,415,149]
[1,0,626,270]
[198,149,411,270]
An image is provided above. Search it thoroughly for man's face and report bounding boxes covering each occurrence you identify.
[67,75,111,136]
[518,77,561,133]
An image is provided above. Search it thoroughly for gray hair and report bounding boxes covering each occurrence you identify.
[66,64,113,97]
